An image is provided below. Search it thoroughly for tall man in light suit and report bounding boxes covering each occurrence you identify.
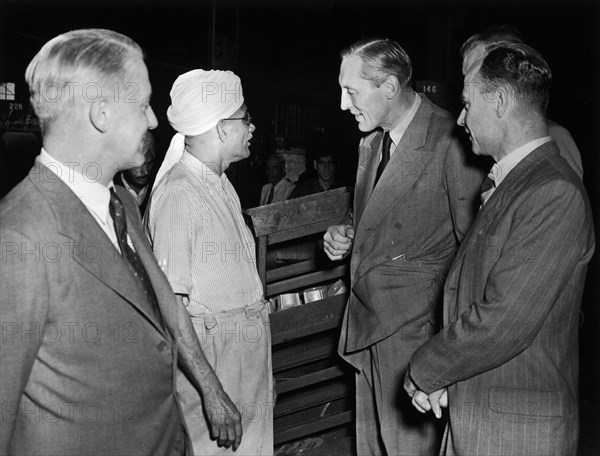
[406,43,595,456]
[324,38,484,455]
[0,29,241,455]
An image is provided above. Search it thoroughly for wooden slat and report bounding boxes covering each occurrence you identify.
[266,259,319,282]
[244,187,351,237]
[266,265,348,297]
[267,218,339,245]
[276,366,346,394]
[270,294,347,345]
[274,411,353,445]
[300,435,353,456]
[273,344,334,372]
[274,381,350,418]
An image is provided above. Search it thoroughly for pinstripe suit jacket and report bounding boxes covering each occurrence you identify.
[0,163,188,455]
[338,95,484,361]
[410,142,595,456]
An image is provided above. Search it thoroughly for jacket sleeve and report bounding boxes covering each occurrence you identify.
[0,230,49,454]
[410,180,593,393]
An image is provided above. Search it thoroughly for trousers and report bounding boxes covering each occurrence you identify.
[176,300,273,456]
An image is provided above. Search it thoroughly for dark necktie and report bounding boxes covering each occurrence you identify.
[109,188,164,327]
[480,175,495,206]
[266,184,275,204]
[374,131,392,188]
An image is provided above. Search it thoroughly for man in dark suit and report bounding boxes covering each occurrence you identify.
[406,43,595,456]
[0,29,241,455]
[323,38,484,455]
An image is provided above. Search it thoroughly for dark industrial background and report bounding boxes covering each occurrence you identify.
[1,0,598,451]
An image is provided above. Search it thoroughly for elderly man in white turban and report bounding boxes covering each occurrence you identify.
[146,70,273,455]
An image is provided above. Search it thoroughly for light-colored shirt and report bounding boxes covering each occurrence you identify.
[147,151,263,314]
[37,148,129,253]
[482,136,552,205]
[259,178,296,205]
[385,93,422,158]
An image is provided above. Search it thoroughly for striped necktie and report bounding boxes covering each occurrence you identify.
[109,188,164,327]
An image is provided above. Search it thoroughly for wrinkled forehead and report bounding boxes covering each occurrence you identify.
[339,55,365,86]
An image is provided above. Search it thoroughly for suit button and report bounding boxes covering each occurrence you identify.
[157,340,168,351]
[395,223,402,229]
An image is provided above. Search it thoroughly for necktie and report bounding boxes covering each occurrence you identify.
[374,131,392,188]
[109,188,164,327]
[480,175,495,206]
[266,184,275,204]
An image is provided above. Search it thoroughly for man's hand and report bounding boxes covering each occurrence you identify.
[323,224,354,261]
[404,371,447,419]
[203,388,243,451]
[428,389,448,419]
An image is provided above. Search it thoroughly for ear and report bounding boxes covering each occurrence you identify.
[494,86,509,118]
[384,75,400,100]
[216,120,229,143]
[89,98,109,133]
[313,160,318,170]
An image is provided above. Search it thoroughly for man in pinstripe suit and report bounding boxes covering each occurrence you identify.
[405,43,595,455]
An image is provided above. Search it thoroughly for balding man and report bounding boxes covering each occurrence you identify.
[0,29,240,456]
[147,70,273,456]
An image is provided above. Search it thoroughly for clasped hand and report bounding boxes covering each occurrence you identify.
[403,372,448,419]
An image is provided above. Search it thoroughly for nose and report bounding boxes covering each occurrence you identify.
[249,122,256,133]
[146,105,158,129]
[457,108,465,127]
[340,89,351,111]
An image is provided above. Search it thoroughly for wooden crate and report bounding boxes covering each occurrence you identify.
[244,187,355,454]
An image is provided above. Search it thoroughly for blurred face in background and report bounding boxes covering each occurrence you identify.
[315,154,337,184]
[123,132,155,188]
[265,156,285,185]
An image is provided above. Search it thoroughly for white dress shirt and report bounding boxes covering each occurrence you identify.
[482,136,552,205]
[37,148,132,252]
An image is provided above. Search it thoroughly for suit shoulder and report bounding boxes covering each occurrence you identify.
[517,151,589,210]
[0,177,54,234]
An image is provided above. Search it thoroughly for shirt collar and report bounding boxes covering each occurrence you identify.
[490,136,552,188]
[37,148,113,224]
[388,93,421,148]
[181,151,228,186]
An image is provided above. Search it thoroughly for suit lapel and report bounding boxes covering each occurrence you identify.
[446,142,562,302]
[116,186,178,337]
[354,97,437,251]
[353,136,378,226]
[29,165,166,334]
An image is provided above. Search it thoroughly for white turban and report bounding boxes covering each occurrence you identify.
[152,69,244,190]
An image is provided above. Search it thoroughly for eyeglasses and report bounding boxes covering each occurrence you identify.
[222,111,252,126]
